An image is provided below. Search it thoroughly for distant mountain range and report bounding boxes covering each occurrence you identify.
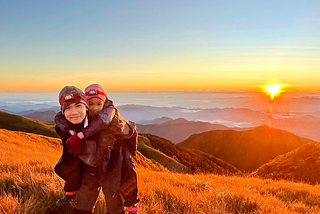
[137,118,243,143]
[178,126,315,171]
[24,110,57,122]
[118,105,268,127]
[3,103,320,142]
[263,114,320,142]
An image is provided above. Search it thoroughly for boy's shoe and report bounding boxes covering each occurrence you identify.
[127,204,139,214]
[56,194,75,206]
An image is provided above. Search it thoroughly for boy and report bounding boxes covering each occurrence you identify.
[54,86,89,206]
[55,84,139,214]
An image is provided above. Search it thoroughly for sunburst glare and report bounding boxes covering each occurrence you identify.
[263,84,283,101]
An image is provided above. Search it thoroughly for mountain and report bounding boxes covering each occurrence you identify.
[0,110,58,138]
[140,133,239,175]
[252,143,320,185]
[178,126,315,171]
[138,116,173,125]
[265,115,320,142]
[0,103,56,114]
[138,135,188,173]
[24,110,57,122]
[137,118,237,143]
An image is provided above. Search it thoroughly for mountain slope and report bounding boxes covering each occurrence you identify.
[24,110,57,122]
[252,143,320,185]
[138,135,188,173]
[137,118,234,143]
[0,128,165,173]
[0,111,58,138]
[178,126,315,171]
[141,133,239,174]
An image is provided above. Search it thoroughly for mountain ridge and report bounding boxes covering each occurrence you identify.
[0,110,58,138]
[178,125,315,171]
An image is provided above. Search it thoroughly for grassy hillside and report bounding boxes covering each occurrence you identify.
[179,126,315,171]
[252,142,320,185]
[141,133,240,175]
[2,129,320,213]
[0,110,58,138]
[138,135,189,173]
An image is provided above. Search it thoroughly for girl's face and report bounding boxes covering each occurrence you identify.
[64,102,87,124]
[88,98,104,114]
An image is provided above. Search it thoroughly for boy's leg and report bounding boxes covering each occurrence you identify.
[55,155,82,206]
[55,154,82,192]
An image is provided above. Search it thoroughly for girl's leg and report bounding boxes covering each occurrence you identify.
[102,187,125,214]
[73,208,92,214]
[73,171,100,212]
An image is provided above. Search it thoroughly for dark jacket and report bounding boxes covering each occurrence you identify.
[54,120,84,192]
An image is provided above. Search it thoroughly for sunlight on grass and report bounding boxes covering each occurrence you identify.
[2,129,320,213]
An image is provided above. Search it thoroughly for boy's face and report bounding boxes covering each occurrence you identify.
[64,102,87,124]
[88,98,104,114]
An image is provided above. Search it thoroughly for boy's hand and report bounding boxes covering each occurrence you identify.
[68,140,85,156]
[66,134,82,147]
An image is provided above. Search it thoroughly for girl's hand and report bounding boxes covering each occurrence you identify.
[77,132,85,139]
[69,130,76,135]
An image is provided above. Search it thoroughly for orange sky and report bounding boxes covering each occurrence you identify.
[1,1,319,92]
[1,62,319,92]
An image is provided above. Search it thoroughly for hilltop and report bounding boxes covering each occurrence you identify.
[0,110,58,138]
[179,126,315,171]
[140,133,239,174]
[252,142,320,185]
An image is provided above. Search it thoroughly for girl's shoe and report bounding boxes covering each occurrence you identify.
[127,204,139,214]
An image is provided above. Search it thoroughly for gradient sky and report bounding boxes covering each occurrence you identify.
[1,0,319,92]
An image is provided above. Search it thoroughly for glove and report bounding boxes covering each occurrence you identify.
[66,134,85,156]
[66,134,82,147]
[68,140,85,156]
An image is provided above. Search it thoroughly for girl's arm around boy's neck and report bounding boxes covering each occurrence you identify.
[69,130,85,139]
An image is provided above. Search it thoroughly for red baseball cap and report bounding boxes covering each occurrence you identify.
[84,84,106,101]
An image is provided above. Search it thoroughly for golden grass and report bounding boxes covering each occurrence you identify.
[2,129,320,214]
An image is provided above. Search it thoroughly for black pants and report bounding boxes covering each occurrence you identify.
[54,153,82,192]
[73,166,125,214]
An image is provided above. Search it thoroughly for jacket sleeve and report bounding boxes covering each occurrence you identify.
[82,106,115,138]
[54,112,70,141]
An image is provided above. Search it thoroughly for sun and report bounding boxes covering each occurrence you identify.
[263,84,283,101]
